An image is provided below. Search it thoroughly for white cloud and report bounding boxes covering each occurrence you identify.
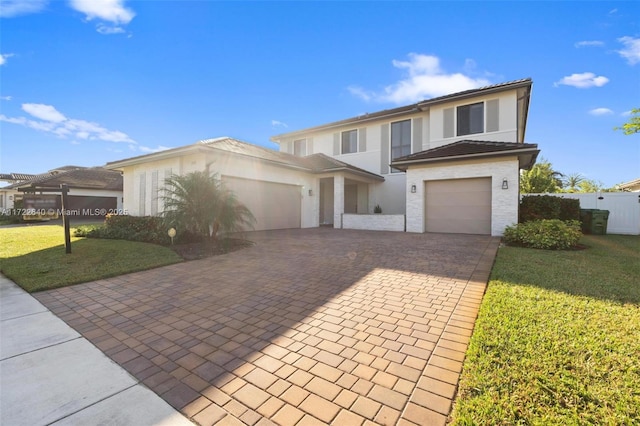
[0,95,12,101]
[0,0,48,18]
[574,40,604,48]
[69,0,135,34]
[348,53,491,104]
[69,0,135,24]
[22,103,67,122]
[589,108,614,116]
[139,145,171,153]
[96,23,125,34]
[609,8,618,14]
[0,53,15,66]
[271,120,288,128]
[1,102,135,143]
[617,36,640,65]
[621,110,633,117]
[554,72,609,88]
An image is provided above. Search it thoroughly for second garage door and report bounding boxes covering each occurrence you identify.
[222,176,301,231]
[425,177,491,235]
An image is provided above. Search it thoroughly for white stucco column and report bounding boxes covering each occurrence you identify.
[333,174,344,228]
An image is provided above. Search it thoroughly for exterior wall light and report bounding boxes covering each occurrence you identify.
[308,189,313,196]
[410,184,417,193]
[502,178,509,190]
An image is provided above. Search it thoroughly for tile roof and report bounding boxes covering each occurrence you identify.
[301,153,385,181]
[0,173,37,181]
[390,140,540,171]
[107,137,384,181]
[3,167,122,191]
[203,138,385,181]
[201,137,307,169]
[393,140,539,162]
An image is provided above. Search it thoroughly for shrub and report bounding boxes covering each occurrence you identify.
[503,219,582,250]
[80,214,170,245]
[559,198,580,221]
[73,224,103,237]
[520,195,580,222]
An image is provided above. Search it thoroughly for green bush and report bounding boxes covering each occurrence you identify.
[80,214,170,245]
[520,195,580,222]
[73,224,103,237]
[559,198,580,221]
[503,219,582,250]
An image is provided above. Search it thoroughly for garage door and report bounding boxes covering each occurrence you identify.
[425,177,491,235]
[222,176,301,231]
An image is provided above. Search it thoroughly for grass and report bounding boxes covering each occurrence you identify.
[0,224,183,292]
[451,235,640,425]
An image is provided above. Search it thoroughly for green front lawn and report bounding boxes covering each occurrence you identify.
[0,224,182,292]
[451,235,640,425]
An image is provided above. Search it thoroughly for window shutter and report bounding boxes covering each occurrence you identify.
[358,127,367,152]
[151,170,158,216]
[486,99,499,132]
[307,137,314,154]
[333,133,340,156]
[138,173,146,215]
[443,108,454,138]
[162,168,172,212]
[380,124,390,174]
[412,117,422,153]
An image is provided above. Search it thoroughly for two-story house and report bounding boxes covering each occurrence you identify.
[107,78,538,236]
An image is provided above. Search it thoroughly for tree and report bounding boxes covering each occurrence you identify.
[563,173,584,193]
[578,178,605,193]
[161,170,255,241]
[520,159,564,193]
[614,108,640,135]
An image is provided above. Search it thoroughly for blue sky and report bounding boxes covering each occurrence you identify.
[1,0,638,187]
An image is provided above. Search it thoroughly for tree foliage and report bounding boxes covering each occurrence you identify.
[520,159,563,193]
[615,108,640,135]
[161,170,255,240]
[562,173,584,193]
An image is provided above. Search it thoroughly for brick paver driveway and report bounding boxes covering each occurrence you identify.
[35,228,499,426]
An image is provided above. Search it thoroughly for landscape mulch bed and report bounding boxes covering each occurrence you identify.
[169,238,254,260]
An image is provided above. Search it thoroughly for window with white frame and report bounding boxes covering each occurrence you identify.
[391,119,411,173]
[457,102,484,136]
[341,129,357,154]
[294,139,306,156]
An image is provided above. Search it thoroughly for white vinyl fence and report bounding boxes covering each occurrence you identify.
[525,192,640,235]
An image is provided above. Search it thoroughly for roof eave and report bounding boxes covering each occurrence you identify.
[417,79,532,109]
[105,145,202,169]
[270,106,420,142]
[391,148,540,171]
[271,79,532,142]
[314,167,385,182]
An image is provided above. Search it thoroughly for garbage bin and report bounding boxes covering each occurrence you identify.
[579,209,597,234]
[591,210,610,235]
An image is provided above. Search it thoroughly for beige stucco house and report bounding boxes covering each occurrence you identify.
[107,78,539,236]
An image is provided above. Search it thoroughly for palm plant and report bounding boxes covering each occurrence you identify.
[563,173,584,193]
[161,171,255,241]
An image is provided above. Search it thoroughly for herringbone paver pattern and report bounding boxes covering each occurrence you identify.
[35,228,499,425]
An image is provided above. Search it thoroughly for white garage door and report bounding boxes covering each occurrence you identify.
[425,177,491,235]
[223,176,301,231]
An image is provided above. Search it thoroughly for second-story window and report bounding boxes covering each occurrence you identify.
[341,129,357,154]
[457,102,484,136]
[294,139,306,156]
[391,119,411,173]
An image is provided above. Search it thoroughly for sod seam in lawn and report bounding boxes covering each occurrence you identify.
[0,225,183,292]
[450,235,640,425]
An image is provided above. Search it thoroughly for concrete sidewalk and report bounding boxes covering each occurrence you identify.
[0,275,193,426]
